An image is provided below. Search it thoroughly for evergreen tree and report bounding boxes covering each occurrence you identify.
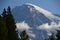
[20,30,29,40]
[0,15,8,40]
[0,7,19,40]
[2,8,7,18]
[49,33,56,40]
[6,6,19,40]
[56,30,60,40]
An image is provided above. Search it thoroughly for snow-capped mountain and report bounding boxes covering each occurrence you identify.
[12,3,60,24]
[12,3,60,40]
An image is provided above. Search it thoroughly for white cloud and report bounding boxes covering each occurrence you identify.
[16,21,36,39]
[27,32,36,38]
[16,21,31,31]
[16,21,60,39]
[37,22,60,33]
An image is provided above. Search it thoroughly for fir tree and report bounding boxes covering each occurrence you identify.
[0,15,8,40]
[6,6,19,40]
[20,30,29,40]
[49,33,56,40]
[2,8,7,18]
[0,7,19,40]
[56,30,60,40]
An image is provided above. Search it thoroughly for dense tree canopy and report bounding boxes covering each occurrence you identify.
[0,7,19,40]
[0,6,29,40]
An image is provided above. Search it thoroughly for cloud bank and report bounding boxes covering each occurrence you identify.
[16,21,36,39]
[37,22,60,34]
[16,21,60,39]
[16,21,31,31]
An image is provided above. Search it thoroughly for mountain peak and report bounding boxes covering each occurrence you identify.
[22,3,54,18]
[12,3,60,23]
[12,3,60,40]
[21,3,60,21]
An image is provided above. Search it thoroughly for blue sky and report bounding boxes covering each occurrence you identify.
[0,0,60,15]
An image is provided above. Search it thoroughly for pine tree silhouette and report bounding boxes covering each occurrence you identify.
[0,9,8,40]
[0,6,19,40]
[6,6,19,40]
[2,8,7,18]
[56,30,60,40]
[49,33,56,40]
[20,30,29,40]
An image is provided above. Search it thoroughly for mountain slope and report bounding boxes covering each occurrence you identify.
[12,3,60,40]
[12,3,60,23]
[54,14,60,17]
